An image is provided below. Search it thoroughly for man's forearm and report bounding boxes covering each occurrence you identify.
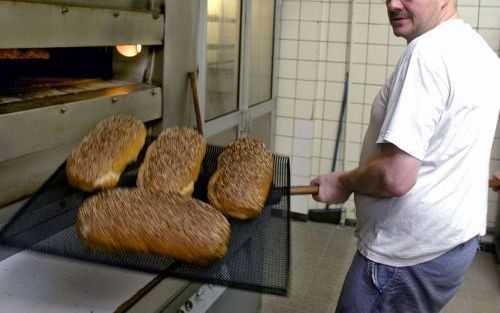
[338,159,397,198]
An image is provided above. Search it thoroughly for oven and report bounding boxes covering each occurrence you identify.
[0,0,281,312]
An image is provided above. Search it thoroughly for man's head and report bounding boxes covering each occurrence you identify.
[386,0,457,43]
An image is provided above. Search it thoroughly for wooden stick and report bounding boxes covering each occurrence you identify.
[290,185,319,195]
[188,72,203,136]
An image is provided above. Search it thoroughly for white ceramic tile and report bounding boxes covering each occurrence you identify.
[363,105,372,124]
[297,60,318,80]
[310,156,320,176]
[346,123,363,143]
[329,23,349,42]
[280,20,300,40]
[298,40,319,60]
[279,59,298,79]
[350,64,366,84]
[319,22,329,42]
[318,42,328,61]
[352,24,369,43]
[369,3,388,24]
[350,44,368,63]
[345,161,359,171]
[290,195,310,214]
[457,0,480,7]
[458,7,479,27]
[330,3,350,23]
[299,21,320,41]
[281,1,300,20]
[296,80,316,100]
[274,135,293,155]
[386,66,395,80]
[277,78,296,98]
[275,117,294,136]
[312,139,321,157]
[313,119,323,138]
[295,100,314,119]
[345,142,361,162]
[321,2,331,22]
[479,0,500,6]
[322,120,338,140]
[292,156,312,177]
[313,101,324,120]
[327,42,348,62]
[276,98,295,117]
[353,3,369,23]
[325,81,344,101]
[367,45,388,65]
[293,138,313,157]
[323,101,341,121]
[368,24,389,44]
[317,61,327,80]
[326,62,346,82]
[365,64,387,85]
[321,139,335,159]
[347,103,363,123]
[348,83,366,104]
[279,40,299,59]
[319,158,332,174]
[316,81,325,99]
[388,45,404,65]
[364,85,381,104]
[300,1,322,21]
[294,119,314,139]
[478,29,500,53]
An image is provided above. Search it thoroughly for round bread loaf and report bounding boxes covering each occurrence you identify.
[208,138,273,220]
[66,115,146,192]
[137,127,206,196]
[77,188,230,265]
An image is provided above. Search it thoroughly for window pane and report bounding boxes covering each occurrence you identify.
[249,0,274,106]
[206,0,241,121]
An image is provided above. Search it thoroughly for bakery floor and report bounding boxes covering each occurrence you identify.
[259,221,500,313]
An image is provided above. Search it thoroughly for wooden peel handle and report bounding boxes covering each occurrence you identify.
[490,178,500,190]
[290,185,319,195]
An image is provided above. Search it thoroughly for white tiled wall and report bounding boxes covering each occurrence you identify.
[276,0,500,225]
[275,0,350,214]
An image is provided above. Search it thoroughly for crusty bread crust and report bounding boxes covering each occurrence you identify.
[208,138,273,220]
[137,127,206,196]
[76,188,230,265]
[66,115,146,192]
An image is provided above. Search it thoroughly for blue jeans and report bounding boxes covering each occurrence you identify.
[335,236,479,313]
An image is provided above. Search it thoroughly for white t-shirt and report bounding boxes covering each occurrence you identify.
[355,19,500,267]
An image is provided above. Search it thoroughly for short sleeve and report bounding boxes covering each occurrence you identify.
[377,48,449,160]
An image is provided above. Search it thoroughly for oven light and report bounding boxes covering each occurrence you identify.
[116,44,142,57]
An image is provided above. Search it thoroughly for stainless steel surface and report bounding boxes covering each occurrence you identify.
[0,84,162,162]
[0,1,164,48]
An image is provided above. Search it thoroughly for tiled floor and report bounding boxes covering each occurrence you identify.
[260,221,500,313]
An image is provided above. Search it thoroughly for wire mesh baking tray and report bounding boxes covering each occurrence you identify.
[0,142,290,295]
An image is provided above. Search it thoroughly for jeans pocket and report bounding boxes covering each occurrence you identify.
[371,261,397,293]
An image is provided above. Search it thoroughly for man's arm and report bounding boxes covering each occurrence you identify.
[311,143,421,204]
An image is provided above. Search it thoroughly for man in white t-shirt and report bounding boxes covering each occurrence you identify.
[311,0,500,312]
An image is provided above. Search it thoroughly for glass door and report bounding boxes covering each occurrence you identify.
[198,0,277,147]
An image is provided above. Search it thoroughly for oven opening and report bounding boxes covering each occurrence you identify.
[0,47,116,104]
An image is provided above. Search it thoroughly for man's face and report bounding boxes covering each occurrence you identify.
[386,0,443,42]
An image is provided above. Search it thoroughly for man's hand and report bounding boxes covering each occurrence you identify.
[310,172,352,204]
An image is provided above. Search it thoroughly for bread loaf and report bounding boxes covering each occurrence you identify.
[137,127,206,196]
[66,115,146,192]
[208,138,273,220]
[76,188,230,265]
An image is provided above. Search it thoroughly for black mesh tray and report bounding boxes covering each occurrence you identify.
[0,143,290,295]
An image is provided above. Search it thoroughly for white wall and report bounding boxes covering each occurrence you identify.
[275,0,500,228]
